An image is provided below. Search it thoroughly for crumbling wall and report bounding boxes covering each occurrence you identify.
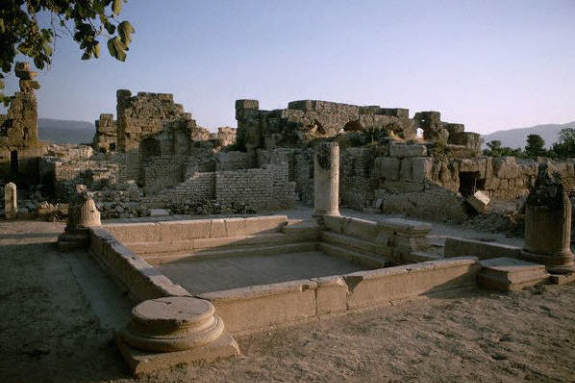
[0,62,46,179]
[116,90,197,151]
[235,99,416,152]
[93,114,117,152]
[215,151,251,171]
[216,163,296,211]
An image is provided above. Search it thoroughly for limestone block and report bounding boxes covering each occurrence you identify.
[466,191,490,214]
[344,257,479,309]
[444,237,522,260]
[200,280,318,334]
[494,157,521,179]
[79,198,101,227]
[118,297,239,374]
[322,215,346,233]
[403,157,432,183]
[158,220,212,241]
[312,276,348,316]
[342,217,380,242]
[104,223,161,243]
[478,257,549,291]
[4,182,17,219]
[242,215,288,235]
[374,157,400,180]
[209,219,228,238]
[389,143,427,158]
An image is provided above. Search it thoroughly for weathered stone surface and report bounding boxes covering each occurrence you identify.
[314,141,340,217]
[478,257,549,291]
[389,143,427,158]
[466,190,490,214]
[374,157,400,181]
[522,164,575,273]
[4,182,17,219]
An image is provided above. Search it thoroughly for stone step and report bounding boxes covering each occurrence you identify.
[477,257,549,291]
[145,242,319,264]
[319,242,391,269]
[320,231,384,257]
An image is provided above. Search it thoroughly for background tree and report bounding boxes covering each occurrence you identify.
[483,140,523,157]
[550,128,575,159]
[0,0,134,105]
[524,134,546,158]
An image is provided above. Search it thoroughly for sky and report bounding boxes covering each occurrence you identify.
[4,0,575,134]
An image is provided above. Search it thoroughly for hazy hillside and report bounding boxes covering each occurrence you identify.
[482,121,575,149]
[38,118,95,144]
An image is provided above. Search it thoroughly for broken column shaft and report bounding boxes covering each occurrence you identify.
[314,141,340,217]
[522,164,575,273]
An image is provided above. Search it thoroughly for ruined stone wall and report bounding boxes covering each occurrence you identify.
[142,155,187,194]
[93,114,117,152]
[116,90,197,151]
[215,151,251,171]
[0,62,46,180]
[235,99,415,152]
[215,127,236,147]
[215,163,296,210]
[340,147,377,209]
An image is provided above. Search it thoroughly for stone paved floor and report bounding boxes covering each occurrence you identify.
[157,251,366,294]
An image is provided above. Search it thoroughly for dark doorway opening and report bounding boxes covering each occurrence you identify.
[10,150,18,173]
[459,171,484,197]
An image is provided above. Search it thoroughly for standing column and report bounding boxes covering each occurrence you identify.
[522,164,575,274]
[4,182,18,219]
[314,141,340,217]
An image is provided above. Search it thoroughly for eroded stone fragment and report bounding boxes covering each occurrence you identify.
[522,164,575,273]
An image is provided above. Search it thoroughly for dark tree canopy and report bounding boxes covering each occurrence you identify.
[0,0,134,105]
[550,128,575,159]
[525,134,546,158]
[482,139,523,157]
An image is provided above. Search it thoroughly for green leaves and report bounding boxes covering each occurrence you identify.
[113,0,123,16]
[1,0,133,106]
[107,36,126,61]
[118,21,134,45]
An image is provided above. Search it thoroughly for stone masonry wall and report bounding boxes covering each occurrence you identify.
[93,113,117,152]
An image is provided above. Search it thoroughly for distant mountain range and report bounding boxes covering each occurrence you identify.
[38,118,94,144]
[482,121,575,149]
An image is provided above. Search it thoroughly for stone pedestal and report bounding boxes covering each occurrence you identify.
[521,164,575,274]
[314,141,340,217]
[57,186,101,251]
[117,297,239,375]
[4,182,17,219]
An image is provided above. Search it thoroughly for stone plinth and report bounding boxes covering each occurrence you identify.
[118,297,239,374]
[314,141,340,217]
[4,182,17,219]
[57,186,101,251]
[478,257,549,291]
[521,164,575,274]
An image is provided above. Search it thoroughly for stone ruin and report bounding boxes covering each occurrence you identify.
[0,62,47,182]
[5,80,575,224]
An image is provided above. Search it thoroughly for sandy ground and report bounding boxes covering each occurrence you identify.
[1,217,574,382]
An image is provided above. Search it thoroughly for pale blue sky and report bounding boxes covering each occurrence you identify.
[5,0,575,134]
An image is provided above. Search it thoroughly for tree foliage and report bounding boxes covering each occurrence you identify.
[525,134,546,158]
[550,128,575,159]
[0,0,134,105]
[482,140,523,157]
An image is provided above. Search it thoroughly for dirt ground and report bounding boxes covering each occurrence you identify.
[1,219,575,383]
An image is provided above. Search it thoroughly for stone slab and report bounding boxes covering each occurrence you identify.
[478,257,549,291]
[116,332,240,375]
